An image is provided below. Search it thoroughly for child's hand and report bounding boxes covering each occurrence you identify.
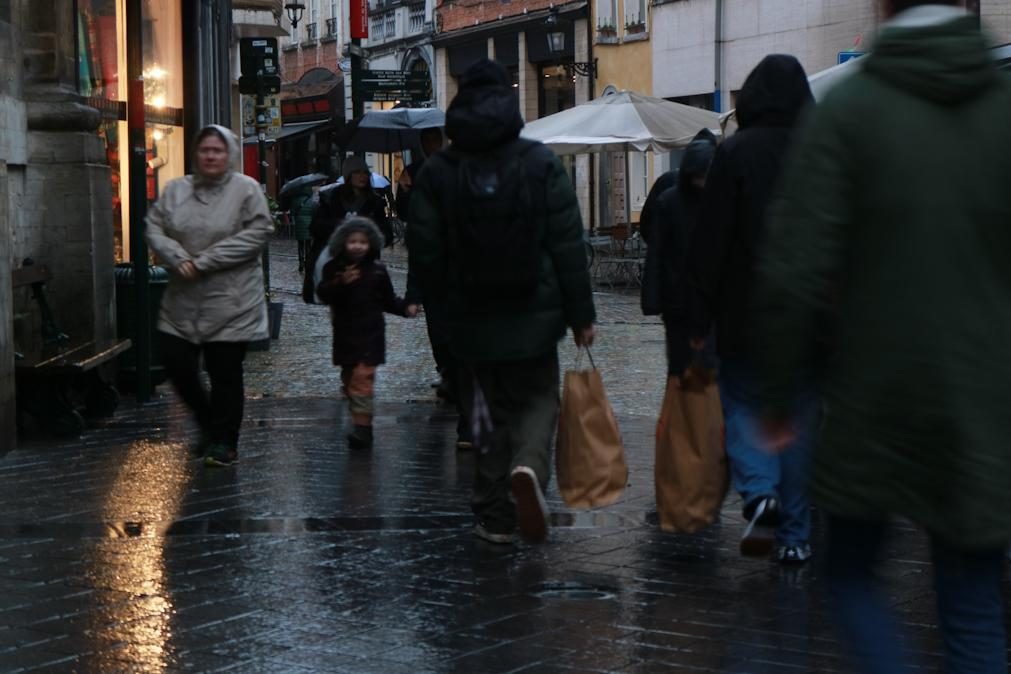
[406,304,420,318]
[341,266,361,285]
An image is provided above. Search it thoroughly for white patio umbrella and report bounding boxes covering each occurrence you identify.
[522,90,721,227]
[521,90,722,156]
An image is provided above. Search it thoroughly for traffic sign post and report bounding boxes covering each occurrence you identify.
[837,51,865,65]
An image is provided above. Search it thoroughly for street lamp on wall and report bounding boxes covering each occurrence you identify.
[285,2,307,29]
[545,7,597,78]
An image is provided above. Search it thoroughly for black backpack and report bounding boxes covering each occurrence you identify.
[447,139,543,300]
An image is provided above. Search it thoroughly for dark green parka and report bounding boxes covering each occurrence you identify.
[757,13,1011,548]
[407,60,595,362]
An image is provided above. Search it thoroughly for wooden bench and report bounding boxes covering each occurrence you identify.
[12,261,132,437]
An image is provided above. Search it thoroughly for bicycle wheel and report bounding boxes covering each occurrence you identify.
[583,239,595,270]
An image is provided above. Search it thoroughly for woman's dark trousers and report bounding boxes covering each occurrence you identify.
[161,333,248,449]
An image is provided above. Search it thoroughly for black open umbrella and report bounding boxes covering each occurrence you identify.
[339,108,445,153]
[279,172,329,198]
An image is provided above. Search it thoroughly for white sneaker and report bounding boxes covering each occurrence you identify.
[510,466,549,543]
[474,523,516,545]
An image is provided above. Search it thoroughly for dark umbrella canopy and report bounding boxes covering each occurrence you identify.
[279,172,329,198]
[340,108,445,153]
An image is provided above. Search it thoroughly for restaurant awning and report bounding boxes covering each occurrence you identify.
[233,22,289,39]
[242,120,331,145]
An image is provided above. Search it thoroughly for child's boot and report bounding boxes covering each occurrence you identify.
[347,425,373,449]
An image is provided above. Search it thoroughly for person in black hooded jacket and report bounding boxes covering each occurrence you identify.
[689,54,818,565]
[408,59,596,546]
[641,129,717,376]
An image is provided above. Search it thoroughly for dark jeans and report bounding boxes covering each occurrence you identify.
[296,239,308,271]
[161,333,248,449]
[826,515,1007,674]
[459,351,559,531]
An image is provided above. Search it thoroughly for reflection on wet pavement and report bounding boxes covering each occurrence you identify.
[2,397,998,673]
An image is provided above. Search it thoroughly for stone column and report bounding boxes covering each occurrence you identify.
[22,0,116,348]
[0,4,27,453]
[434,47,457,109]
[518,32,538,122]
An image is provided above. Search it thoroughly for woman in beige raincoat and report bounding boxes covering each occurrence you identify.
[146,125,274,467]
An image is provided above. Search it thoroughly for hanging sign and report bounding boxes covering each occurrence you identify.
[350,0,368,39]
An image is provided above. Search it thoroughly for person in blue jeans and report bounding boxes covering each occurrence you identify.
[689,54,816,563]
[718,361,818,563]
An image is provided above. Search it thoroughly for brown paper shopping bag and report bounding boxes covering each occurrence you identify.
[654,366,728,533]
[556,349,628,509]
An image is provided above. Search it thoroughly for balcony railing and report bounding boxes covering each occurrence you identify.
[325,17,338,38]
[408,5,424,33]
[305,22,318,41]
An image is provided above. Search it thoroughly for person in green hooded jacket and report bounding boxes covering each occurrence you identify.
[288,184,318,273]
[755,2,1011,672]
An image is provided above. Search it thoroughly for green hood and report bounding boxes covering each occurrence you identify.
[865,16,996,105]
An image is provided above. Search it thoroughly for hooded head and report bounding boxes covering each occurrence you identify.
[445,59,524,153]
[865,11,994,105]
[736,55,814,130]
[678,128,718,193]
[327,215,385,262]
[193,125,239,185]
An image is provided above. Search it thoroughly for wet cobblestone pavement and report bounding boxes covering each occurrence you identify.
[0,240,1007,672]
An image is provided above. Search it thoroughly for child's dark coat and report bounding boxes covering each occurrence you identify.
[316,220,409,367]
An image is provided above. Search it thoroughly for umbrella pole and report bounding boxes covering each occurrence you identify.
[624,149,632,230]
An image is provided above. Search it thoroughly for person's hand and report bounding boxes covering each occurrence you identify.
[178,260,199,281]
[406,304,420,318]
[574,325,596,348]
[689,336,707,351]
[341,266,361,285]
[758,416,797,454]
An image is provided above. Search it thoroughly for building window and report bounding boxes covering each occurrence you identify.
[408,4,424,34]
[330,0,338,20]
[596,0,617,35]
[624,0,646,32]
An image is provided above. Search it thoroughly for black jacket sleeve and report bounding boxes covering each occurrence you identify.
[689,144,737,337]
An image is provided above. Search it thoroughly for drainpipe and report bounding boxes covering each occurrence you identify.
[713,0,723,113]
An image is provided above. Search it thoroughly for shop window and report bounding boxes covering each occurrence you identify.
[76,0,184,263]
[538,65,575,118]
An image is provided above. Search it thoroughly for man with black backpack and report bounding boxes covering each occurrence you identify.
[408,59,596,544]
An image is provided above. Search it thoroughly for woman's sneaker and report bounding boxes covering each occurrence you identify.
[777,544,812,565]
[203,444,238,467]
[740,497,780,556]
[510,466,549,543]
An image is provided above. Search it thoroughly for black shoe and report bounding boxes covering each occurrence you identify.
[347,425,373,450]
[740,497,780,557]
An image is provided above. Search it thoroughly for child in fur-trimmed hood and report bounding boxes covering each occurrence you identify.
[316,217,418,449]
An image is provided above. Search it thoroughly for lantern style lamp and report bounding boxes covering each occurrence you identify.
[285,3,307,29]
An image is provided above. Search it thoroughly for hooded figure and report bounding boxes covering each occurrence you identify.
[688,55,818,565]
[408,59,596,545]
[640,128,717,375]
[145,124,274,467]
[303,156,391,302]
[146,124,274,345]
[316,216,413,449]
[689,54,814,360]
